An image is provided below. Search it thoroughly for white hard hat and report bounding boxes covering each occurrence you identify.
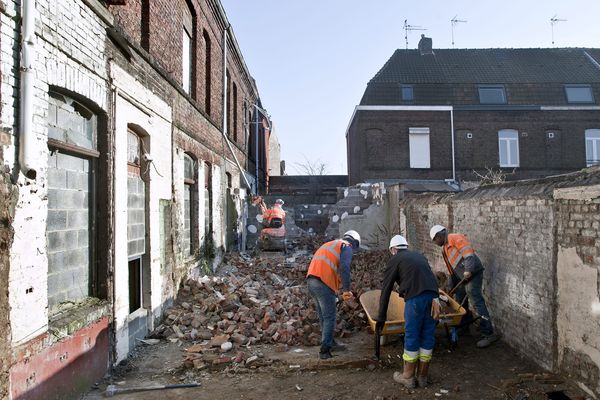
[343,230,361,246]
[275,199,284,205]
[430,225,447,240]
[389,235,408,249]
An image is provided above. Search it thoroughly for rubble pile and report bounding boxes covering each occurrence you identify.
[152,243,390,372]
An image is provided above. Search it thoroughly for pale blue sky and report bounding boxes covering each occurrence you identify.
[220,1,600,175]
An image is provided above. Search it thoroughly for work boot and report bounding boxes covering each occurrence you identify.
[331,340,347,352]
[393,361,417,388]
[319,350,333,360]
[416,361,431,387]
[476,333,499,348]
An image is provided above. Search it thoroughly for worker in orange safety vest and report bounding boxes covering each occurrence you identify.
[261,198,286,228]
[430,225,498,348]
[306,230,361,359]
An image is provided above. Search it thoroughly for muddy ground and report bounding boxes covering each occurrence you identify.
[82,329,588,400]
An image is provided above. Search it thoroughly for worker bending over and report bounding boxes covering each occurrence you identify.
[306,230,361,359]
[376,235,440,388]
[430,225,498,348]
[259,198,286,228]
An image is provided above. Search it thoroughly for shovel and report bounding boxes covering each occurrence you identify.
[105,383,200,397]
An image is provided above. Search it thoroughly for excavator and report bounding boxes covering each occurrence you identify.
[252,196,286,252]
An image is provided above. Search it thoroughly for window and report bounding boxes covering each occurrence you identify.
[182,2,195,96]
[565,85,594,104]
[498,129,519,167]
[233,82,238,143]
[183,154,195,255]
[409,127,430,168]
[203,30,212,113]
[128,258,142,313]
[401,85,414,102]
[478,85,506,104]
[585,129,600,167]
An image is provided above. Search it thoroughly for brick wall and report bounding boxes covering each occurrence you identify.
[348,108,600,185]
[401,167,600,396]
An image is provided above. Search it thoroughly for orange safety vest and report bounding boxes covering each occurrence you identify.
[263,205,286,224]
[442,233,475,276]
[306,239,349,292]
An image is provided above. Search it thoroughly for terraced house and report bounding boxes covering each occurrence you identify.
[347,35,600,185]
[0,0,276,398]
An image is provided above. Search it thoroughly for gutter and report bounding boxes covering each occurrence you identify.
[18,0,37,179]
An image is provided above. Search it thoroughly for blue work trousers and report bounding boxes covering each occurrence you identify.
[451,271,494,336]
[404,291,438,361]
[307,277,337,353]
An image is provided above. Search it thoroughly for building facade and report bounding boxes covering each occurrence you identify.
[0,0,274,398]
[347,37,600,185]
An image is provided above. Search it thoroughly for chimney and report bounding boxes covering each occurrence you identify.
[418,34,433,55]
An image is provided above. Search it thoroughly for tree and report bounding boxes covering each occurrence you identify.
[294,156,329,175]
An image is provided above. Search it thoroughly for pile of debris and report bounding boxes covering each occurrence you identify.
[150,241,390,372]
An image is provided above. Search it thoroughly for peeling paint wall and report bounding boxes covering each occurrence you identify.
[555,185,600,397]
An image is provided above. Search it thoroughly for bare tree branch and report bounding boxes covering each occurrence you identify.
[294,156,329,175]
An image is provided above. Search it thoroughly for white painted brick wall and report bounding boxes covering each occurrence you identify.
[3,0,109,344]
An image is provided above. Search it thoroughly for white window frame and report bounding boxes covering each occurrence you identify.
[409,127,430,169]
[498,129,519,167]
[585,129,600,167]
[182,27,192,94]
[478,85,507,104]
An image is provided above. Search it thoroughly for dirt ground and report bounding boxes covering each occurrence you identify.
[81,329,588,400]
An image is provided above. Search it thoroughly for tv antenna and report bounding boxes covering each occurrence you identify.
[550,15,566,45]
[451,15,467,48]
[404,19,427,50]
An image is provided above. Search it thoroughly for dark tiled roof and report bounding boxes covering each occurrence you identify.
[370,48,600,84]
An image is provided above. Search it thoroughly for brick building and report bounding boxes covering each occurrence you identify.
[0,0,275,398]
[347,36,600,185]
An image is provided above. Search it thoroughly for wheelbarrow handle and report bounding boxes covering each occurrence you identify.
[374,330,381,360]
[448,277,467,297]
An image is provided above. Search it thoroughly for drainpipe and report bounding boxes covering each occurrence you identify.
[19,0,37,179]
[450,107,456,182]
[254,105,259,194]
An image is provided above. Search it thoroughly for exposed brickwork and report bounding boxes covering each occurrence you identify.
[348,108,600,185]
[400,167,600,396]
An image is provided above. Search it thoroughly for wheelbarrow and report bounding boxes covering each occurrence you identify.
[359,289,466,359]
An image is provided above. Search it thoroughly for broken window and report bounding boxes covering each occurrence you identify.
[585,129,600,167]
[498,129,519,167]
[46,92,99,310]
[203,29,212,113]
[409,127,431,169]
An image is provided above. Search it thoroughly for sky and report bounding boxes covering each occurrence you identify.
[220,1,600,175]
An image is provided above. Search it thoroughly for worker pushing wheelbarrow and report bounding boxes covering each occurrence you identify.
[252,196,286,252]
[358,235,466,389]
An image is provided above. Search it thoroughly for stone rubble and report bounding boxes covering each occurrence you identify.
[149,235,390,372]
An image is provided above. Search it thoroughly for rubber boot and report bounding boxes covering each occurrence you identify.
[393,361,417,388]
[417,360,431,387]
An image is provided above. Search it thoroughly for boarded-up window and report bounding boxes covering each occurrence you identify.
[183,154,195,255]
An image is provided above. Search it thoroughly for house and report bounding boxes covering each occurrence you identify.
[346,36,600,185]
[0,0,274,398]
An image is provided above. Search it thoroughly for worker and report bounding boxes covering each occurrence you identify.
[261,198,286,228]
[375,235,440,388]
[306,230,361,359]
[429,225,498,348]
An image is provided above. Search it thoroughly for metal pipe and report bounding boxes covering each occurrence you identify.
[450,107,456,182]
[19,0,37,179]
[255,105,259,194]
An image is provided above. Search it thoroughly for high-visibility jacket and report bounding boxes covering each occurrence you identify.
[306,239,350,292]
[442,234,475,276]
[263,205,286,224]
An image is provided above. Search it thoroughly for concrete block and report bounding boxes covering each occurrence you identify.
[67,210,89,229]
[47,168,67,189]
[47,231,67,253]
[47,210,67,231]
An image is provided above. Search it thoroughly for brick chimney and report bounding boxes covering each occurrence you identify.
[418,34,433,55]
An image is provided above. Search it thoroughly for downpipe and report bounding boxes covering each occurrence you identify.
[19,0,37,179]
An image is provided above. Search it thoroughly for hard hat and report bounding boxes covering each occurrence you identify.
[343,230,361,247]
[430,225,447,240]
[389,235,408,249]
[275,199,284,205]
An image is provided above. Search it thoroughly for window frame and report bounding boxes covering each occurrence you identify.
[478,85,507,104]
[408,127,431,169]
[401,85,414,102]
[564,84,594,104]
[498,129,520,168]
[585,129,600,167]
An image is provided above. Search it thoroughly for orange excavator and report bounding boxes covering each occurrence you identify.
[252,196,287,252]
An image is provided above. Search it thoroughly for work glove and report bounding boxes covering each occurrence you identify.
[431,298,441,320]
[463,271,472,281]
[342,291,354,302]
[375,320,385,335]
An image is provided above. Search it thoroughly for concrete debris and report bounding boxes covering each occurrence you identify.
[149,237,390,373]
